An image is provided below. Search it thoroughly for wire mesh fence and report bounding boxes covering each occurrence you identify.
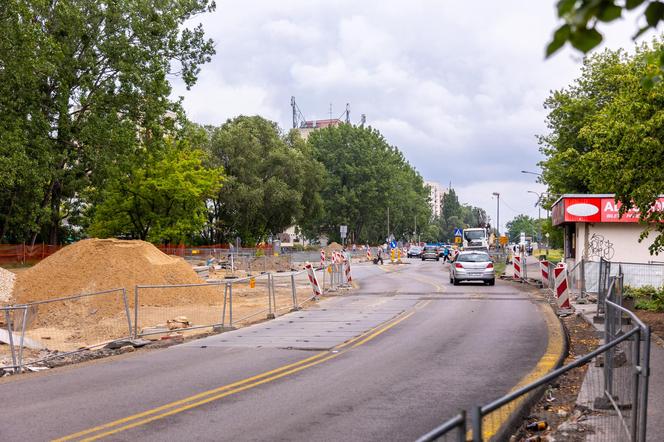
[2,289,132,370]
[418,271,651,442]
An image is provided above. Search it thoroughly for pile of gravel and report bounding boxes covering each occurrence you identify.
[0,267,16,303]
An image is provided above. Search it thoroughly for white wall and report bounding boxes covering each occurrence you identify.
[574,223,658,264]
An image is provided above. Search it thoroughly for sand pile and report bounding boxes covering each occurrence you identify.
[324,242,344,254]
[0,266,16,303]
[12,239,217,314]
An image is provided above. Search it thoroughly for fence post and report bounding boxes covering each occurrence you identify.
[631,328,641,442]
[290,273,298,311]
[639,327,651,442]
[228,282,233,328]
[4,309,18,372]
[133,286,139,338]
[267,274,275,319]
[221,283,228,328]
[458,409,467,442]
[121,288,132,338]
[17,307,28,373]
[471,406,482,442]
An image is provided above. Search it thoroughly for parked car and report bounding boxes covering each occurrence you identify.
[421,245,439,261]
[407,246,423,258]
[449,251,495,285]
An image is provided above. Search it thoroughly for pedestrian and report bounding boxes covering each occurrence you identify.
[377,247,384,265]
[442,247,450,263]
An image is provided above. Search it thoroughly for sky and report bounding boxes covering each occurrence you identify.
[171,0,640,233]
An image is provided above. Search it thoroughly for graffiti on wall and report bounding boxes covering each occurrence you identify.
[588,233,615,260]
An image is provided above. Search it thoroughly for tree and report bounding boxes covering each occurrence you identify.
[308,124,431,244]
[204,116,324,245]
[539,44,664,254]
[506,215,538,243]
[547,0,664,83]
[87,137,223,242]
[0,0,215,244]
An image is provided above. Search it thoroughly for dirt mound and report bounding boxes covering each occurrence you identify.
[324,242,344,254]
[0,266,16,303]
[12,239,217,325]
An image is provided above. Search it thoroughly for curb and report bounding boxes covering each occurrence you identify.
[491,287,568,441]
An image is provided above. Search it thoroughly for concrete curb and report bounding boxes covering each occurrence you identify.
[491,285,568,441]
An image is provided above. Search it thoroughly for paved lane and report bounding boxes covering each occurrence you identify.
[0,260,553,441]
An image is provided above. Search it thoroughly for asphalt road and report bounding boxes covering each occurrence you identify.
[0,260,551,442]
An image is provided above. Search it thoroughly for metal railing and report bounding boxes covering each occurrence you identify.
[419,270,651,442]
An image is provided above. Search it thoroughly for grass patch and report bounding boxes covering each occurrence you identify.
[533,249,563,262]
[494,261,506,276]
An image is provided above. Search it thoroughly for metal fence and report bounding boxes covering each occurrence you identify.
[419,271,651,442]
[1,289,132,372]
[1,261,346,374]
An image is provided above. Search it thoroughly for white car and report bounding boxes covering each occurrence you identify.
[449,251,495,286]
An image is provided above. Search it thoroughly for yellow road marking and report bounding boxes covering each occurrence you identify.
[468,301,565,440]
[54,310,416,441]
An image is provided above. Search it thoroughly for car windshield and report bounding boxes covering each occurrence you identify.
[463,230,485,240]
[457,253,490,262]
[424,247,437,252]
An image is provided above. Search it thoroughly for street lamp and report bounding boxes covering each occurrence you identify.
[492,192,500,251]
[521,170,542,177]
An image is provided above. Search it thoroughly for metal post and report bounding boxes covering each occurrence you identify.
[17,307,28,373]
[228,282,233,328]
[221,283,228,327]
[639,327,651,442]
[290,273,297,310]
[4,309,18,372]
[267,274,275,319]
[471,406,482,442]
[458,409,467,442]
[630,328,641,442]
[121,288,132,338]
[133,286,139,337]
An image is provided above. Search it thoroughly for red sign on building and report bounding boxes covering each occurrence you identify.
[552,195,664,225]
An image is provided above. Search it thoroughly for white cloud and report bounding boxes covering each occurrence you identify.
[171,0,638,224]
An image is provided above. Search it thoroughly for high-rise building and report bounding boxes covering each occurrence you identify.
[424,181,447,218]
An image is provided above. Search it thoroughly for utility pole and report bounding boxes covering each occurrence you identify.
[414,215,417,244]
[492,192,500,251]
[387,207,390,241]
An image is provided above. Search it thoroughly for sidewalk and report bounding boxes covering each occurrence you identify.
[505,255,663,440]
[574,302,664,442]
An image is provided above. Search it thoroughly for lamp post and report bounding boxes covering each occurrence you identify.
[521,170,542,178]
[527,190,542,247]
[492,192,500,251]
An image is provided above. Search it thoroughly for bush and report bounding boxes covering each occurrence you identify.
[625,285,664,312]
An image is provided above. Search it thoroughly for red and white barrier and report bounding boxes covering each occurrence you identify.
[305,262,322,298]
[344,253,352,283]
[540,260,549,284]
[367,248,372,261]
[554,263,572,313]
[513,255,522,281]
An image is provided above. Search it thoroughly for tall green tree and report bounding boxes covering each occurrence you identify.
[506,214,538,243]
[0,0,215,244]
[308,124,431,244]
[204,116,324,245]
[539,44,664,253]
[87,136,224,242]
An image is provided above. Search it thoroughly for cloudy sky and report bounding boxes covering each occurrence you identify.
[171,0,639,232]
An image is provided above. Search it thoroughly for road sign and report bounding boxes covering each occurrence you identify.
[454,237,462,244]
[340,225,347,238]
[390,240,397,249]
[499,235,508,245]
[454,228,463,237]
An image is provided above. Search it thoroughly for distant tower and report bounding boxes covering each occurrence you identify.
[345,103,350,124]
[360,114,366,127]
[291,96,297,128]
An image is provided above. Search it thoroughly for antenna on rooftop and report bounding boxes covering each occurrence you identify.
[290,96,306,128]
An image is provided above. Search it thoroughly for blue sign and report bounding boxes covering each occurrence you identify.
[390,240,397,249]
[454,228,463,237]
